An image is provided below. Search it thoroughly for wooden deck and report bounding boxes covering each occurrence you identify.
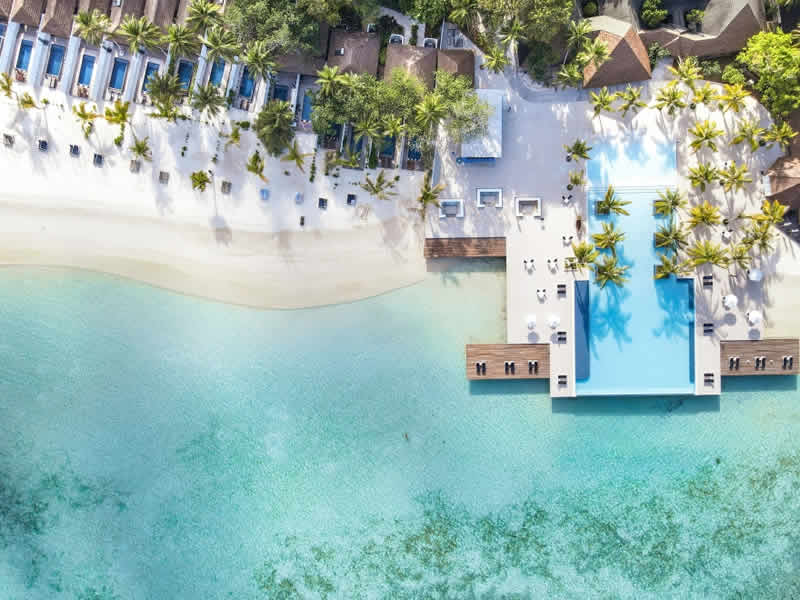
[720,338,800,376]
[424,237,506,258]
[466,344,550,380]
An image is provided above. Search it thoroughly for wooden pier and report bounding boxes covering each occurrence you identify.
[466,344,550,380]
[720,338,800,376]
[424,237,506,258]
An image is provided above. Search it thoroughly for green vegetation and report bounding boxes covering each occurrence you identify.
[668,56,701,91]
[416,171,445,217]
[617,85,647,117]
[281,140,312,173]
[571,241,600,272]
[246,150,267,181]
[73,9,111,46]
[688,120,724,153]
[718,83,748,113]
[686,9,704,25]
[73,102,100,139]
[688,163,719,191]
[641,0,668,28]
[564,139,592,161]
[129,136,152,162]
[191,170,212,191]
[692,83,719,107]
[763,122,798,151]
[654,252,687,279]
[360,170,397,201]
[687,200,722,229]
[596,185,631,216]
[653,84,686,116]
[594,255,629,287]
[737,30,800,118]
[191,83,225,119]
[567,169,586,190]
[718,162,752,192]
[655,220,689,252]
[654,189,687,216]
[731,118,765,152]
[592,222,626,256]
[590,87,616,118]
[721,64,745,85]
[750,199,788,226]
[255,100,295,156]
[647,42,670,68]
[686,240,729,268]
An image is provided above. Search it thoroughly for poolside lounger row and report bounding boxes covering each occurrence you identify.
[528,360,538,374]
[783,355,794,369]
[704,372,715,385]
[504,361,515,374]
[702,275,713,289]
[728,356,741,370]
[703,322,714,335]
[475,361,486,375]
[557,284,567,297]
[557,374,567,386]
[754,356,767,369]
[556,331,567,343]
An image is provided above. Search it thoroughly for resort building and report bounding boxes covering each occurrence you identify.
[583,16,651,88]
[326,30,379,77]
[437,48,475,87]
[384,43,436,89]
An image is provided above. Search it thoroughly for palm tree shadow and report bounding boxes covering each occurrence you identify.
[652,277,692,340]
[588,280,633,357]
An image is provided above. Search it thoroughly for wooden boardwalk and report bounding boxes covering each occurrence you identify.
[424,237,506,258]
[720,338,800,376]
[466,344,550,380]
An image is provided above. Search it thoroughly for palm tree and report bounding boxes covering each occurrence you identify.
[73,101,99,138]
[246,150,267,181]
[281,140,312,173]
[571,241,599,272]
[118,15,161,56]
[576,38,610,69]
[731,118,766,152]
[0,72,12,99]
[688,119,723,153]
[595,185,631,215]
[590,87,616,118]
[654,252,687,279]
[688,163,719,191]
[594,255,629,288]
[567,169,586,190]
[255,100,295,156]
[556,63,583,89]
[191,83,225,119]
[448,0,477,27]
[500,19,523,49]
[104,99,131,140]
[592,221,625,256]
[224,123,241,149]
[484,45,509,74]
[17,92,37,110]
[655,219,689,252]
[763,121,797,152]
[186,0,223,33]
[564,19,592,64]
[742,222,774,254]
[243,39,276,83]
[751,199,788,225]
[163,24,201,71]
[667,56,701,90]
[316,65,344,98]
[73,9,111,47]
[617,85,647,117]
[654,188,687,216]
[718,83,748,113]
[691,82,718,108]
[686,239,729,268]
[564,139,592,161]
[415,94,447,134]
[653,84,686,116]
[416,170,446,217]
[129,136,152,162]
[382,115,406,140]
[191,170,211,191]
[360,170,397,201]
[147,72,185,121]
[718,162,752,192]
[687,200,722,229]
[202,25,239,67]
[353,115,381,148]
[728,243,751,273]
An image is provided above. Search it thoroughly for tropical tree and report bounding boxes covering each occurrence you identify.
[654,188,687,216]
[118,15,162,56]
[202,25,239,67]
[163,24,201,71]
[691,82,718,108]
[592,221,626,256]
[654,252,687,279]
[763,121,797,151]
[254,99,295,156]
[316,65,344,98]
[0,72,12,99]
[590,87,616,118]
[668,56,701,90]
[73,9,111,47]
[718,83,749,113]
[576,38,610,69]
[596,185,631,215]
[556,63,583,89]
[416,170,446,217]
[594,255,629,288]
[224,123,241,149]
[72,101,99,138]
[360,170,397,201]
[655,219,689,252]
[688,119,724,153]
[728,243,751,273]
[571,240,599,272]
[191,82,225,119]
[281,140,312,173]
[243,39,276,83]
[353,115,381,148]
[567,169,586,190]
[415,94,447,135]
[751,198,788,225]
[617,85,647,117]
[564,19,592,64]
[190,170,211,191]
[500,19,523,49]
[448,0,477,27]
[731,118,766,152]
[484,45,509,74]
[718,162,752,192]
[17,92,37,110]
[186,0,223,33]
[742,221,775,254]
[564,139,592,161]
[653,84,686,116]
[147,72,185,121]
[382,115,406,140]
[129,136,152,162]
[246,150,267,181]
[687,200,722,228]
[104,99,131,140]
[688,162,719,191]
[686,239,729,268]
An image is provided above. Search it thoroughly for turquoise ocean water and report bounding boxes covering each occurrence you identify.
[0,264,799,599]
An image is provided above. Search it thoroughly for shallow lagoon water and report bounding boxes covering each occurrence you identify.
[0,264,799,598]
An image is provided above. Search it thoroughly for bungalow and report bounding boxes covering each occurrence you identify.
[583,16,651,88]
[326,30,379,76]
[2,0,45,84]
[436,48,475,87]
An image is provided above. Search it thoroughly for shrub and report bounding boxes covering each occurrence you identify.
[410,24,419,46]
[700,59,721,78]
[647,42,671,68]
[722,64,746,85]
[368,143,378,169]
[582,1,598,16]
[309,154,317,182]
[525,40,558,84]
[641,0,668,28]
[686,9,704,24]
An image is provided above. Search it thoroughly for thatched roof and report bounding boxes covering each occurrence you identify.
[110,0,145,31]
[583,16,651,88]
[0,0,13,19]
[327,30,379,75]
[276,53,326,76]
[437,49,474,87]
[767,157,800,205]
[143,0,178,30]
[78,0,110,12]
[41,0,78,38]
[384,44,437,89]
[9,0,45,28]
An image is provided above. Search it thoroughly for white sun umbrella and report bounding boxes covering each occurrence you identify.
[549,314,561,329]
[537,289,546,301]
[748,268,764,282]
[527,314,537,330]
[747,310,763,326]
[722,294,738,310]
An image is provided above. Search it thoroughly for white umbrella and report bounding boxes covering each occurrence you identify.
[748,268,764,282]
[537,289,546,301]
[722,294,738,310]
[549,314,561,329]
[747,310,763,326]
[527,315,537,330]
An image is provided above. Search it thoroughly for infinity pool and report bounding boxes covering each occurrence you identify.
[576,137,695,396]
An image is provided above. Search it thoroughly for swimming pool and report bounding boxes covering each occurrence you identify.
[576,137,695,396]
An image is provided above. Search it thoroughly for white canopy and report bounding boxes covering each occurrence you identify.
[527,315,537,330]
[549,314,561,329]
[748,268,764,282]
[748,310,763,326]
[722,294,738,310]
[537,289,546,301]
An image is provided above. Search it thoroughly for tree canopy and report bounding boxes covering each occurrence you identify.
[737,30,800,118]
